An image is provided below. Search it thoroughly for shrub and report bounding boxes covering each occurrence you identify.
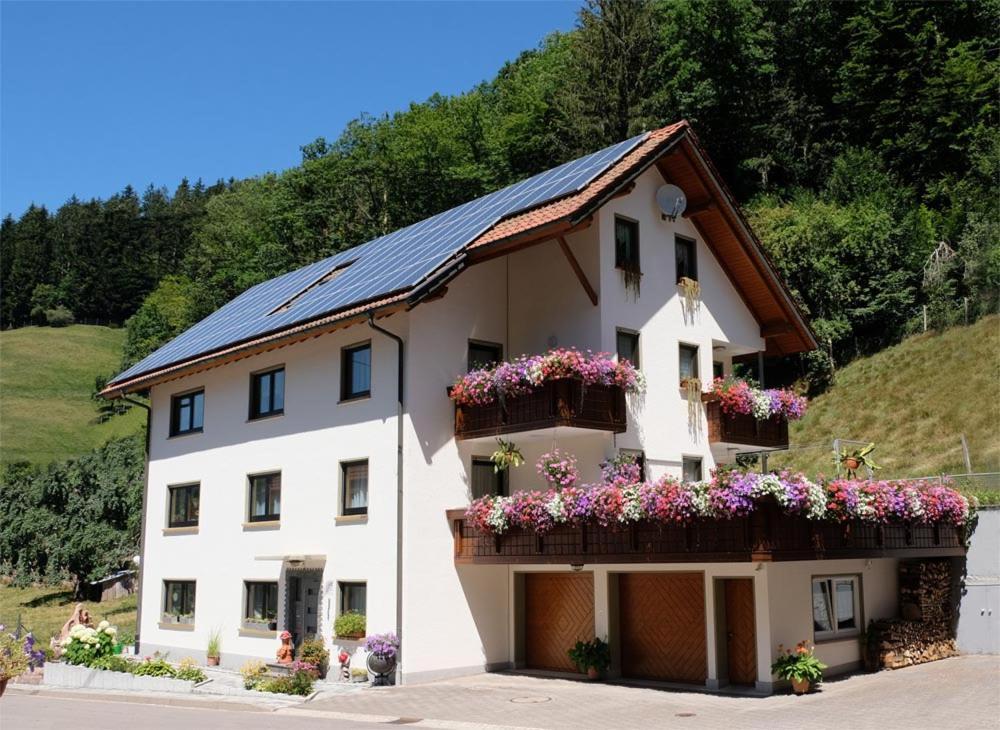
[240,659,268,690]
[91,654,133,673]
[61,621,118,667]
[175,657,206,683]
[258,668,315,696]
[298,638,329,675]
[334,611,366,638]
[45,306,75,327]
[131,657,176,678]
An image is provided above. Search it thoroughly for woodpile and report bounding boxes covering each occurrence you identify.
[867,559,958,670]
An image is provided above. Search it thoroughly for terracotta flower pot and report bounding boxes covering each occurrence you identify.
[207,656,220,667]
[844,457,860,471]
[791,677,811,695]
[586,666,601,681]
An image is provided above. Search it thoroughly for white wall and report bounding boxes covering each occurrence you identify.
[140,321,406,666]
[767,558,899,674]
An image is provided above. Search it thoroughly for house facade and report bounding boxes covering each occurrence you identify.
[105,122,964,691]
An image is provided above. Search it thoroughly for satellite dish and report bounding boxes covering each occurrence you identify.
[656,184,687,222]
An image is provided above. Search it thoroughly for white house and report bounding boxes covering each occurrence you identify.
[103,121,964,690]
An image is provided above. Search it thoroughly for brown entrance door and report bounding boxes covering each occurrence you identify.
[524,572,595,673]
[619,572,707,684]
[723,578,757,685]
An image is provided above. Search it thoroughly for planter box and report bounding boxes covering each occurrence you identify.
[44,662,198,693]
[703,396,789,449]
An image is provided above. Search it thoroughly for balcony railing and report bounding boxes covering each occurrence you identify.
[447,502,965,565]
[453,378,627,440]
[703,395,789,449]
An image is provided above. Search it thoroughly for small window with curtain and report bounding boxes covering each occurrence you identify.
[169,389,204,437]
[614,216,640,272]
[162,580,196,624]
[713,360,725,380]
[468,340,503,372]
[248,472,281,522]
[250,367,284,419]
[339,581,367,615]
[675,235,697,282]
[679,343,699,385]
[616,329,640,368]
[471,457,506,499]
[341,342,371,401]
[168,483,199,528]
[682,456,702,483]
[243,581,278,628]
[341,460,369,516]
[812,575,861,640]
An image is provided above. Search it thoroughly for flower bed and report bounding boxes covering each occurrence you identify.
[709,377,807,421]
[44,660,204,692]
[449,348,644,407]
[466,470,973,537]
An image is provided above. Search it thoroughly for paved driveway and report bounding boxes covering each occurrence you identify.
[291,655,1000,729]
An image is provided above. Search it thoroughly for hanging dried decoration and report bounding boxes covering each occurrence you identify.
[683,376,702,421]
[678,276,701,315]
[621,264,641,300]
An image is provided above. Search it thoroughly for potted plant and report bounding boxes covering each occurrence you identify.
[334,611,366,640]
[364,632,399,686]
[491,438,524,473]
[206,628,222,667]
[0,631,30,697]
[838,442,880,479]
[771,641,827,694]
[298,637,330,679]
[567,637,610,680]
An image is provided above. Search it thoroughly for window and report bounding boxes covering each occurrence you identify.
[169,390,204,436]
[341,460,369,516]
[615,216,640,272]
[342,342,371,400]
[682,456,703,483]
[244,581,278,626]
[168,483,199,528]
[713,360,724,380]
[812,576,861,640]
[248,472,281,522]
[616,329,640,368]
[468,340,503,371]
[163,580,195,623]
[250,367,284,419]
[471,457,506,499]
[340,582,367,615]
[679,343,699,385]
[675,235,697,282]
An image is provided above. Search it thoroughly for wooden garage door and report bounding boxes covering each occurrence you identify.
[619,572,706,684]
[524,573,595,673]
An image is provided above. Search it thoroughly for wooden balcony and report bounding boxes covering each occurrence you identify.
[447,502,965,565]
[703,395,789,449]
[453,378,627,441]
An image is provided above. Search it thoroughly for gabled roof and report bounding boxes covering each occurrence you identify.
[103,121,815,397]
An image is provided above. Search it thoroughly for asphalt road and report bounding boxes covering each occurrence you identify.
[0,693,378,730]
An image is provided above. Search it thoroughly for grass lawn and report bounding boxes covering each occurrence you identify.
[0,325,145,465]
[0,583,137,645]
[768,315,1000,489]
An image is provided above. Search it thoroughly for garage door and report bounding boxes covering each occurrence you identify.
[524,572,595,673]
[619,572,706,684]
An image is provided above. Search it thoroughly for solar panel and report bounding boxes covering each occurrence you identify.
[113,132,649,384]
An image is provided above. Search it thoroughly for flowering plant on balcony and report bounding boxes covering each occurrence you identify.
[537,449,579,489]
[466,469,972,536]
[709,376,807,421]
[449,348,645,407]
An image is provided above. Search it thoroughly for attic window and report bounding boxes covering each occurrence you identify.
[269,260,355,315]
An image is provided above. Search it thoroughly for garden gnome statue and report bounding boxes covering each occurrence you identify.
[276,630,294,664]
[339,650,350,682]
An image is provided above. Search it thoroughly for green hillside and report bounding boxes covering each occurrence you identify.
[769,316,1000,481]
[0,325,144,465]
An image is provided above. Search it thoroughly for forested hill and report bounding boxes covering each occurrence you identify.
[2,0,996,389]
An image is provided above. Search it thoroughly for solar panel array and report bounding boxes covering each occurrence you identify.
[113,131,649,384]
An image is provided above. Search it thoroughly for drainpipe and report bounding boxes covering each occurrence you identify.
[123,395,151,655]
[367,313,405,683]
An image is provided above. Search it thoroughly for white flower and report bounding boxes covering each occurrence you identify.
[97,620,109,631]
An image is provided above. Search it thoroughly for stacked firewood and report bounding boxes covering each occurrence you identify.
[868,560,958,670]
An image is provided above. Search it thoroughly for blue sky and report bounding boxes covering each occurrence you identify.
[1,1,579,218]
